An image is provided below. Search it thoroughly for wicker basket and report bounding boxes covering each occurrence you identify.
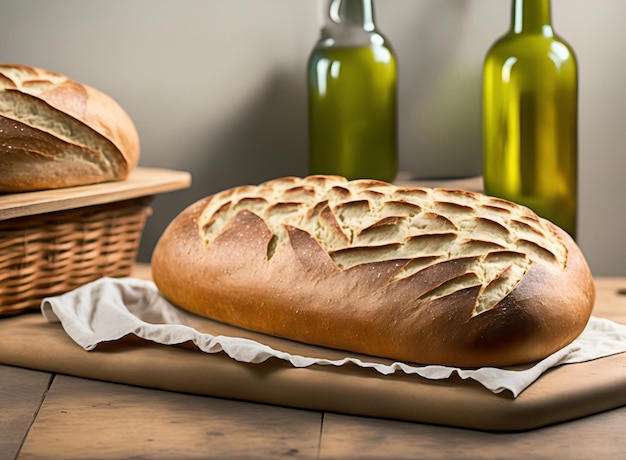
[0,197,152,316]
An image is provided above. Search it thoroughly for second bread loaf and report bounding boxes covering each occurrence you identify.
[0,63,140,192]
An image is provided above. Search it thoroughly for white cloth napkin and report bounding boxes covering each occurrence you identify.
[41,277,626,398]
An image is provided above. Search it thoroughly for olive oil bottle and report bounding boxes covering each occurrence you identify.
[483,0,578,238]
[308,0,397,182]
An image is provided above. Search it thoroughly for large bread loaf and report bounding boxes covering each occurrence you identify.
[152,176,595,367]
[0,64,140,192]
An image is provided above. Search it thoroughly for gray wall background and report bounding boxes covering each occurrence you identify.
[1,0,624,275]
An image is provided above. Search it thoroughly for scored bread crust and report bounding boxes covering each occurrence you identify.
[0,63,140,192]
[152,176,595,367]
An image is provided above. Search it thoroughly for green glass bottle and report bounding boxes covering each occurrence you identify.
[308,0,397,182]
[483,0,578,238]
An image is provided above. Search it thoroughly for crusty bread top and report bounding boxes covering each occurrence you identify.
[198,175,568,318]
[0,63,139,191]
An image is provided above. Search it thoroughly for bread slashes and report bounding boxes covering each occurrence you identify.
[152,176,595,367]
[0,63,140,192]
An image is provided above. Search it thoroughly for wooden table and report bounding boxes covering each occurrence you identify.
[1,275,626,459]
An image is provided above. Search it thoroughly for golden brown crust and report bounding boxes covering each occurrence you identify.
[152,176,595,367]
[0,63,139,192]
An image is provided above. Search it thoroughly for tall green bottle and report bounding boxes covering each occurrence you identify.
[483,0,578,238]
[308,0,397,182]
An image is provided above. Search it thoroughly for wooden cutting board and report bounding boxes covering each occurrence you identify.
[0,167,191,221]
[0,274,625,432]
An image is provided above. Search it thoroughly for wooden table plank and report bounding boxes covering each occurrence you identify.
[19,374,322,460]
[319,408,626,460]
[394,173,483,192]
[0,365,52,460]
[593,277,626,324]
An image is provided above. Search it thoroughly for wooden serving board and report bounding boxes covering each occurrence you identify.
[0,274,625,432]
[0,167,191,221]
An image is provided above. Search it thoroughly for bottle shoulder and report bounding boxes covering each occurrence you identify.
[308,43,396,70]
[316,29,391,49]
[309,32,395,63]
[487,31,575,54]
[485,32,577,66]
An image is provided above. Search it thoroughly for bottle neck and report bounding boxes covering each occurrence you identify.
[322,0,375,31]
[319,0,377,46]
[510,0,553,35]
